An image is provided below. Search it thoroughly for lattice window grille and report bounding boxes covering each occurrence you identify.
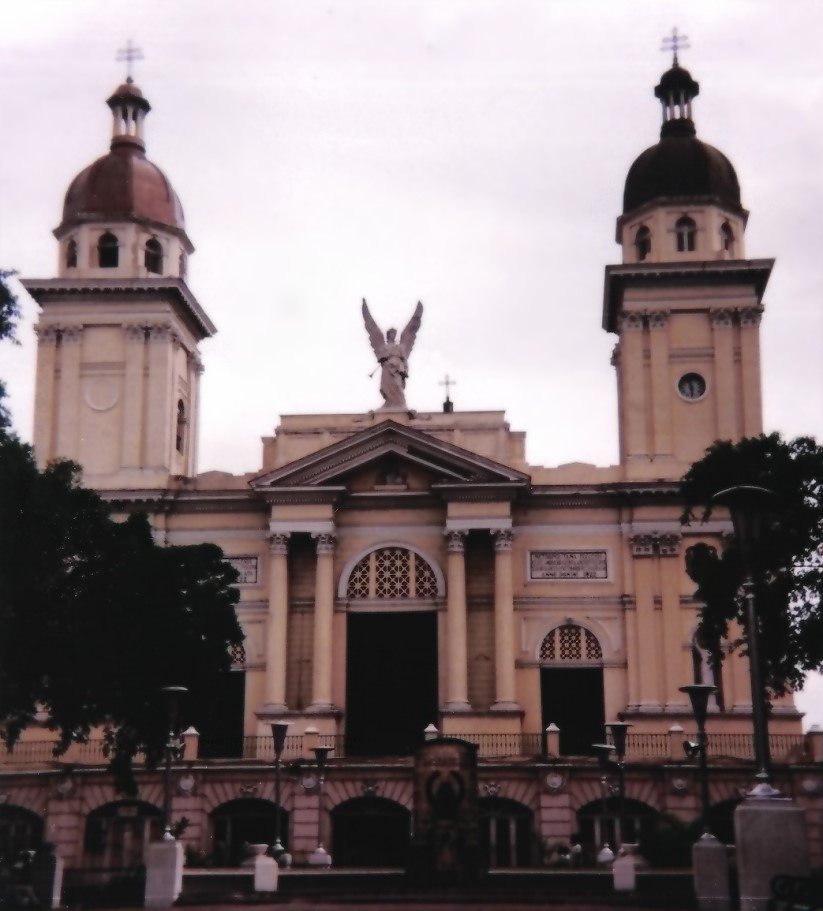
[230,642,247,667]
[346,548,438,599]
[539,625,602,663]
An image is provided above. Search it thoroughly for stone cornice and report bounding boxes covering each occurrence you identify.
[602,258,774,333]
[21,277,216,339]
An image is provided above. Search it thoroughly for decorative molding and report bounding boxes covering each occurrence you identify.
[630,532,682,557]
[34,325,59,345]
[657,533,682,556]
[738,306,763,326]
[647,310,669,329]
[148,324,172,342]
[228,555,260,583]
[124,324,147,342]
[60,325,84,343]
[619,312,645,331]
[529,550,608,581]
[630,534,656,557]
[444,529,467,553]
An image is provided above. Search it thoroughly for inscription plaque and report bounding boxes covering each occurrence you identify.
[227,556,258,585]
[529,550,607,580]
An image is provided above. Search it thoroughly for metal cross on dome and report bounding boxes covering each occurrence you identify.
[439,374,457,398]
[661,27,690,66]
[116,40,144,83]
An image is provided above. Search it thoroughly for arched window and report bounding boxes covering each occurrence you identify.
[175,399,187,454]
[0,805,43,863]
[211,799,286,866]
[479,797,535,868]
[84,800,162,868]
[332,797,411,867]
[66,238,78,269]
[675,216,697,253]
[144,237,163,274]
[720,221,734,253]
[539,624,603,662]
[346,547,439,599]
[97,231,119,268]
[634,225,651,261]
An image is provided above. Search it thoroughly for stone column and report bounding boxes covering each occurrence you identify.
[263,533,290,712]
[648,311,673,457]
[658,534,688,707]
[55,326,83,459]
[444,530,470,711]
[630,534,662,709]
[32,326,59,465]
[144,324,175,468]
[309,534,336,711]
[738,307,764,436]
[492,529,519,711]
[711,309,738,440]
[121,325,147,469]
[618,312,648,461]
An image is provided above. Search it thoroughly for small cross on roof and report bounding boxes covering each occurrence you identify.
[116,40,144,83]
[661,27,690,66]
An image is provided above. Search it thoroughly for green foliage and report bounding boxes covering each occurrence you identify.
[0,271,19,345]
[0,432,243,792]
[680,434,823,694]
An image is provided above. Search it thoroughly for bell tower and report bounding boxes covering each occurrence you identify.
[23,78,214,490]
[604,54,773,480]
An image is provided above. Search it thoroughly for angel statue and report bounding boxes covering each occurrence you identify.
[362,299,423,410]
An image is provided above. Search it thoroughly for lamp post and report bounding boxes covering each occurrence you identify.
[711,484,778,798]
[680,683,716,833]
[159,686,188,841]
[270,722,290,860]
[605,722,632,846]
[310,745,334,866]
[592,742,616,863]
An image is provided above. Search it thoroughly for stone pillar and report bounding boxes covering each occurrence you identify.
[33,326,59,465]
[309,534,336,711]
[144,325,175,468]
[144,840,184,908]
[738,308,764,436]
[630,535,662,709]
[263,533,290,712]
[658,534,687,707]
[444,530,470,711]
[647,311,673,457]
[121,324,146,468]
[618,312,648,461]
[711,309,738,440]
[693,832,731,911]
[492,529,518,711]
[55,325,83,459]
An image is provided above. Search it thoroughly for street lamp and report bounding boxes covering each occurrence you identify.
[270,722,290,861]
[159,686,188,841]
[711,484,778,798]
[310,745,334,866]
[680,683,716,833]
[605,722,632,846]
[592,742,616,863]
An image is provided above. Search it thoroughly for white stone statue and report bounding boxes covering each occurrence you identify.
[362,299,423,410]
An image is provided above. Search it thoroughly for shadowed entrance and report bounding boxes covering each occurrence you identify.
[332,797,411,867]
[345,611,438,756]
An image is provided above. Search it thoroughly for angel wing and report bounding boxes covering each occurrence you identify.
[361,299,385,358]
[399,301,423,355]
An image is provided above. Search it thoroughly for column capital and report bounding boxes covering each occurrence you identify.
[657,533,682,557]
[124,323,147,343]
[148,323,172,342]
[444,529,467,553]
[314,533,337,555]
[630,533,656,557]
[493,528,515,551]
[59,325,84,343]
[618,312,645,332]
[269,533,290,556]
[710,308,735,328]
[647,310,669,329]
[34,325,59,345]
[738,306,763,327]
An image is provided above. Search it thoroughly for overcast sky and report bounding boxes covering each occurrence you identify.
[2,0,822,724]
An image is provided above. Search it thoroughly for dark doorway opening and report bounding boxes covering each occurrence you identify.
[576,797,658,864]
[191,671,246,759]
[332,797,411,867]
[540,667,605,756]
[479,797,534,868]
[211,798,287,866]
[345,611,438,756]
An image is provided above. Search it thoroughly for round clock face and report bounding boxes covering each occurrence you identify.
[678,372,706,400]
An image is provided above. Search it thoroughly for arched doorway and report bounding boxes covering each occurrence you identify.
[576,797,658,863]
[0,805,43,864]
[211,798,287,866]
[331,797,411,867]
[539,624,605,756]
[344,547,440,756]
[479,797,534,868]
[84,801,162,869]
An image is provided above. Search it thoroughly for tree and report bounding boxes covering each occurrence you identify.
[680,434,823,695]
[0,274,244,790]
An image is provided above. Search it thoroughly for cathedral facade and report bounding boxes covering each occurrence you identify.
[4,60,822,874]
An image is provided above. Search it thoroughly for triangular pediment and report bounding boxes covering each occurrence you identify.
[249,420,530,493]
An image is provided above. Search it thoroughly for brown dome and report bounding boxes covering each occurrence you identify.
[59,145,186,236]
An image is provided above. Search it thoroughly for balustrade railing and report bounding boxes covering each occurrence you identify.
[0,729,812,766]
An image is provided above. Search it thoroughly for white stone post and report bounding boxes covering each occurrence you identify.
[264,533,290,711]
[444,530,470,711]
[144,840,184,908]
[492,529,518,711]
[309,534,336,711]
